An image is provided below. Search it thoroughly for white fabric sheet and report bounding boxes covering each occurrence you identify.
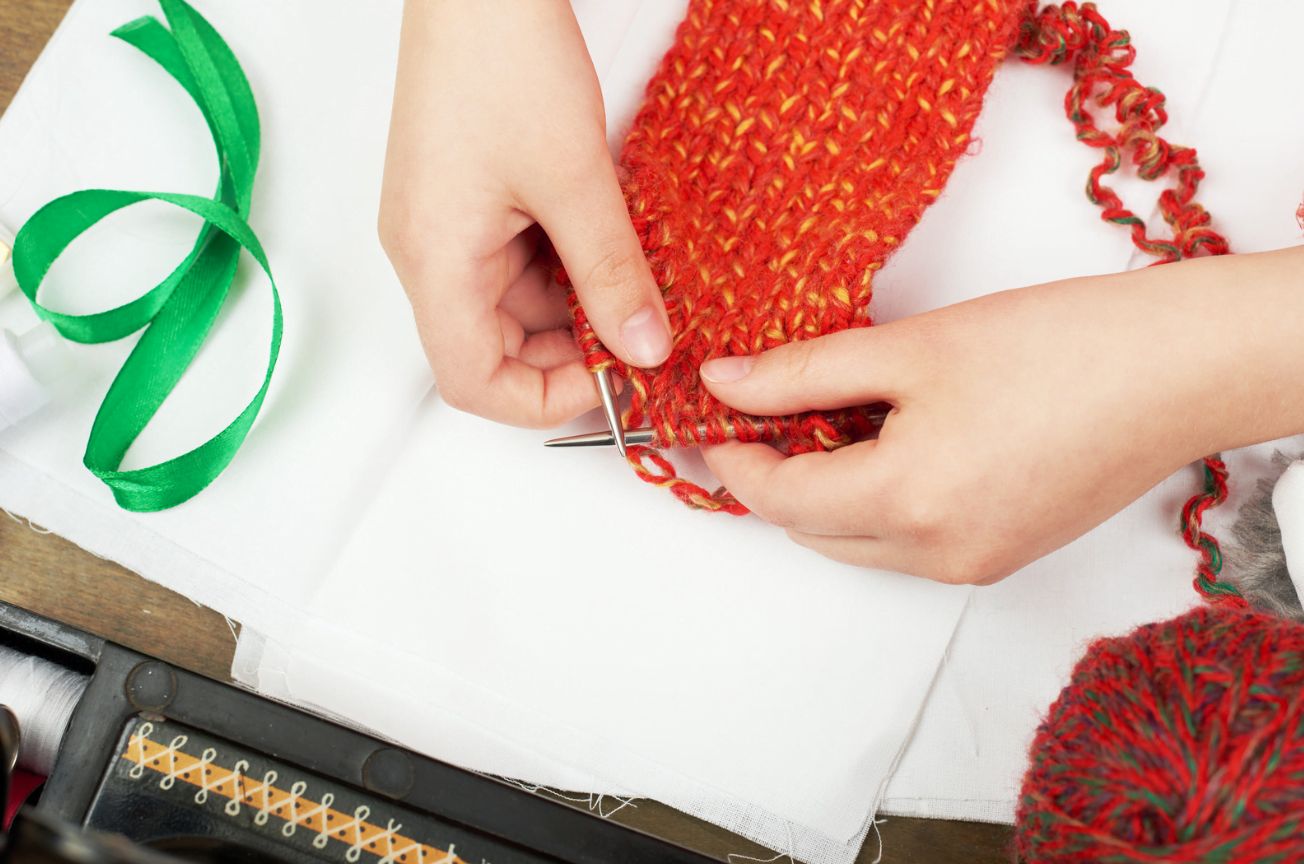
[0,0,432,640]
[0,3,965,864]
[3,0,1302,861]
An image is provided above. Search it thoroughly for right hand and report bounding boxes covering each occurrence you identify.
[378,0,672,428]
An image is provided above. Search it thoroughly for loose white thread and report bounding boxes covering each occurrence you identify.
[726,852,792,864]
[476,773,637,819]
[726,818,798,864]
[0,644,88,774]
[867,817,886,864]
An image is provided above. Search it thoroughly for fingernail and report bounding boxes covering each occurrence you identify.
[699,356,754,383]
[619,306,672,367]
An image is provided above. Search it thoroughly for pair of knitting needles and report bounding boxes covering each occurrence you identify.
[544,368,891,456]
[544,368,638,455]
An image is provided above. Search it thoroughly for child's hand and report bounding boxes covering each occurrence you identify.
[700,249,1304,585]
[379,0,671,428]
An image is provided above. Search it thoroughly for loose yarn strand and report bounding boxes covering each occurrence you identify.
[1015,2,1242,608]
[1013,2,1229,263]
[1184,456,1248,609]
[627,445,748,515]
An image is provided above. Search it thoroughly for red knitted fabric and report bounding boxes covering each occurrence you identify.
[563,0,1026,509]
[564,0,1236,541]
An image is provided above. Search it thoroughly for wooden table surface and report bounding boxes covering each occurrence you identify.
[0,2,1014,861]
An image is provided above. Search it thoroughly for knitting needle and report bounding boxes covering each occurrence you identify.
[592,368,627,457]
[544,406,893,448]
[546,427,658,448]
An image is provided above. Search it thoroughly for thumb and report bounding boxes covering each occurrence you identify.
[699,326,905,416]
[535,157,672,368]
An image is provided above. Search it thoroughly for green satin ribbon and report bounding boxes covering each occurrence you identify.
[11,0,280,512]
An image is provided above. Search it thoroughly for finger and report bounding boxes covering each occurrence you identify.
[499,262,571,333]
[518,329,584,370]
[701,440,885,536]
[499,308,525,359]
[698,325,915,416]
[413,246,597,427]
[533,153,672,369]
[786,530,1008,586]
[435,356,598,429]
[785,530,890,570]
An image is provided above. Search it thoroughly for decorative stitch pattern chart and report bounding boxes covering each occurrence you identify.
[108,719,543,864]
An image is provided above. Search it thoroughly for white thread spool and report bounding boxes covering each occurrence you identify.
[0,644,88,775]
[0,320,75,433]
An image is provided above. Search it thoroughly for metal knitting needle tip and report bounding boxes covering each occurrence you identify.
[546,407,893,449]
[545,428,658,448]
[593,368,626,458]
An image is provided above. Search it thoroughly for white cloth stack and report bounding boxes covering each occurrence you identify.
[0,2,1301,863]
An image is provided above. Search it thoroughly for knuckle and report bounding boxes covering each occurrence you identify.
[888,488,945,545]
[428,355,484,416]
[756,503,798,531]
[931,549,1008,587]
[776,339,820,383]
[930,557,989,587]
[378,209,428,274]
[433,375,475,414]
[577,244,649,312]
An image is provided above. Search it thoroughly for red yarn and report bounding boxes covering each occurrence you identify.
[1015,2,1227,262]
[1015,605,1304,863]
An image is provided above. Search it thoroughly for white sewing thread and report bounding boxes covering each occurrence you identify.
[726,818,796,864]
[867,817,885,864]
[476,773,637,820]
[0,644,88,775]
[726,852,791,864]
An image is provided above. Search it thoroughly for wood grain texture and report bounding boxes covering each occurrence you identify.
[0,0,1014,860]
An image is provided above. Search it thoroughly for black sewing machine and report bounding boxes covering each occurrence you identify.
[0,602,719,864]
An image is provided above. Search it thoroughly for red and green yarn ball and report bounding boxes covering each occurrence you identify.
[1015,605,1304,863]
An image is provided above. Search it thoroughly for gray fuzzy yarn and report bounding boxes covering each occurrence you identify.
[1223,450,1304,622]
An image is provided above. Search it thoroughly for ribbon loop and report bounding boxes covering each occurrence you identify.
[10,0,278,512]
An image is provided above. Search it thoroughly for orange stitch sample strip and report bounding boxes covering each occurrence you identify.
[122,733,466,864]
